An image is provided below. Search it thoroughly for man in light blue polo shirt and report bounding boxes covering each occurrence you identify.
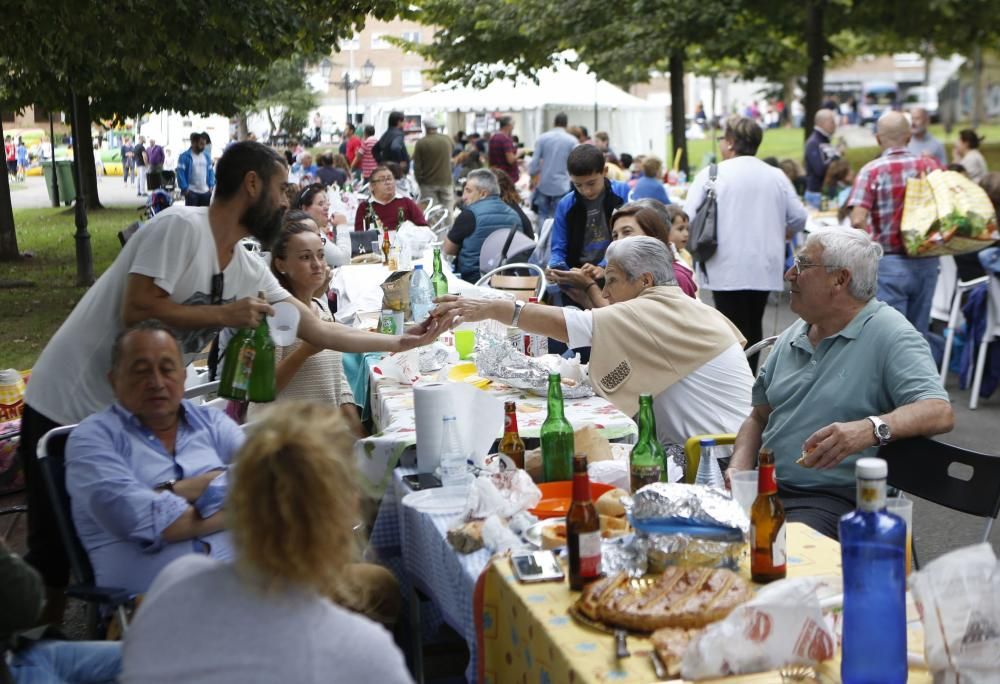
[726,228,954,539]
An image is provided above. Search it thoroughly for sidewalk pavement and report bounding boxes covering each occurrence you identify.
[10,173,150,210]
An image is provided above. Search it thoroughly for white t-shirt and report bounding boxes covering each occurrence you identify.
[189,152,209,193]
[25,206,289,425]
[121,555,413,684]
[683,156,807,291]
[565,309,753,444]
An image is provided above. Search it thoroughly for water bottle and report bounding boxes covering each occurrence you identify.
[694,438,725,489]
[438,415,469,489]
[839,457,907,684]
[409,264,434,323]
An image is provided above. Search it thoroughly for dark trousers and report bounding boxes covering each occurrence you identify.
[777,481,857,541]
[184,190,212,207]
[712,289,771,372]
[18,404,69,587]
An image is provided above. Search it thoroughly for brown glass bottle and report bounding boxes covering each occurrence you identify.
[567,454,603,590]
[498,401,525,469]
[750,448,787,583]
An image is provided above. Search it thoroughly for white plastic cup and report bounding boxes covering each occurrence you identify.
[730,470,759,516]
[885,497,914,575]
[269,301,301,346]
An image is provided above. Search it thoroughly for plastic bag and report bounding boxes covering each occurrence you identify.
[910,542,1000,683]
[681,576,836,680]
[461,469,542,520]
[902,169,999,257]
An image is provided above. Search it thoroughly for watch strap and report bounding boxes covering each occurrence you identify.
[511,300,525,327]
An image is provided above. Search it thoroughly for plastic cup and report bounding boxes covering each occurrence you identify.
[730,470,758,516]
[268,301,300,346]
[454,329,475,360]
[886,497,913,575]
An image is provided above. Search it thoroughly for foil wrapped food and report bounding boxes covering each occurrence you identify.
[626,483,748,571]
[474,328,594,398]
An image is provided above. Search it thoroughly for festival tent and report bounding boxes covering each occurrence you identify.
[373,64,667,157]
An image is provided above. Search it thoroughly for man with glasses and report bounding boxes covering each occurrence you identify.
[353,164,428,232]
[19,143,445,627]
[726,229,953,540]
[547,144,630,284]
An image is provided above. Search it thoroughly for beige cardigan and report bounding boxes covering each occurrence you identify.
[588,286,746,416]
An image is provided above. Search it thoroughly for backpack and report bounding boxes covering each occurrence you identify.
[688,163,718,280]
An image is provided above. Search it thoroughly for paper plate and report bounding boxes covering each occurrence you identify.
[446,362,491,389]
[529,481,616,519]
[523,517,566,548]
[401,487,468,514]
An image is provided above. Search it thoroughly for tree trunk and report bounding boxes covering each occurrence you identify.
[70,90,94,286]
[71,92,102,210]
[922,41,933,87]
[0,118,19,262]
[266,108,277,136]
[237,113,249,140]
[804,0,826,141]
[669,52,688,175]
[783,75,796,127]
[972,45,984,128]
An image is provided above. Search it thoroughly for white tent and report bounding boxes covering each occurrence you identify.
[373,64,666,157]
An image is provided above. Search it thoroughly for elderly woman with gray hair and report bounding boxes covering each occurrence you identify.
[433,236,754,451]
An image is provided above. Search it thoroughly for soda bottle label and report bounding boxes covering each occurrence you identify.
[577,530,602,577]
[772,522,787,568]
[232,346,255,392]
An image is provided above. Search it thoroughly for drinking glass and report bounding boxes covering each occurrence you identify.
[886,497,913,575]
[730,470,758,516]
[454,329,475,360]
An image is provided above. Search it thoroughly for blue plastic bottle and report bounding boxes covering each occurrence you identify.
[839,457,908,684]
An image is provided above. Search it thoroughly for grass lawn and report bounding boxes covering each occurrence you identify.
[676,123,1000,173]
[0,206,139,370]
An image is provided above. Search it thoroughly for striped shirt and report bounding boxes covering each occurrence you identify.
[846,148,941,254]
[359,136,379,180]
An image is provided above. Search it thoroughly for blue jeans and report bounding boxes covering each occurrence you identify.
[877,254,940,334]
[804,190,822,209]
[8,640,122,684]
[533,191,564,225]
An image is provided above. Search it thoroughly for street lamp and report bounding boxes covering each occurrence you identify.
[332,58,375,126]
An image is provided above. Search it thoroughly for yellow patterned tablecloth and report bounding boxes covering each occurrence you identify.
[476,523,932,683]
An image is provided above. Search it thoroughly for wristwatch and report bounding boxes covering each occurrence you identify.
[153,479,177,492]
[511,300,526,327]
[868,416,891,446]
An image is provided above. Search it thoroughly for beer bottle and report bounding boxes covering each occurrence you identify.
[498,401,525,469]
[630,394,666,491]
[364,202,378,232]
[567,454,603,590]
[396,206,406,231]
[540,373,574,482]
[431,246,449,297]
[750,448,787,583]
[381,226,391,263]
[247,314,276,402]
[218,327,255,401]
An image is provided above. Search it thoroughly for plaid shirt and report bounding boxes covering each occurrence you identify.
[846,147,941,254]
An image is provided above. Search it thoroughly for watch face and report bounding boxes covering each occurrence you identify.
[876,423,891,440]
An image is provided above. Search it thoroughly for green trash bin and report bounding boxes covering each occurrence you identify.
[41,160,77,206]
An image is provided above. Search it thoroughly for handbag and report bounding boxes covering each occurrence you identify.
[350,229,380,257]
[688,163,718,280]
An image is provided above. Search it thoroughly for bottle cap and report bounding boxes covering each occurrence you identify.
[699,438,716,447]
[856,457,887,480]
[414,264,423,270]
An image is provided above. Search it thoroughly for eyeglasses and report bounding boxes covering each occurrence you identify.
[792,256,825,275]
[210,273,225,305]
[370,177,395,185]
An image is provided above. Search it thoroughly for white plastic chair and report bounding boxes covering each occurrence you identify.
[939,275,989,386]
[969,277,1000,410]
[475,263,547,301]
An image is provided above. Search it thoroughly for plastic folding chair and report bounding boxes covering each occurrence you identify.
[939,275,989,387]
[969,278,1000,410]
[37,426,131,637]
[476,263,548,301]
[879,436,1000,546]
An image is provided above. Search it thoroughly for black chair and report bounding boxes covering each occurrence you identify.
[879,437,1000,546]
[37,426,131,636]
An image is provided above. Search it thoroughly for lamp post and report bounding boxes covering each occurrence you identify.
[322,58,375,126]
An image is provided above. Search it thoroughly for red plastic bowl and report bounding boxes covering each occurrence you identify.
[530,480,615,519]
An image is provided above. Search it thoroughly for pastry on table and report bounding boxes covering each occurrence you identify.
[595,488,628,517]
[651,626,699,677]
[576,567,752,632]
[447,520,485,554]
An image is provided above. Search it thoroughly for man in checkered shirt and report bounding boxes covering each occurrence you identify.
[847,111,942,334]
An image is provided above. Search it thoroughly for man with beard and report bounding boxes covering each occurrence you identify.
[18,142,445,627]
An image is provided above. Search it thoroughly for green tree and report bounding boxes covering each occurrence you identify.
[0,0,405,267]
[256,57,320,138]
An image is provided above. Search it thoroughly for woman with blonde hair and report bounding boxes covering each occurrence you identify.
[121,402,410,683]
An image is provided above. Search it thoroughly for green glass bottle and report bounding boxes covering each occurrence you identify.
[630,393,667,491]
[541,373,575,482]
[218,328,255,401]
[431,246,449,297]
[247,316,276,402]
[396,206,406,231]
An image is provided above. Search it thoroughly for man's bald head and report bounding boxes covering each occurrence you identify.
[815,109,837,135]
[877,111,911,148]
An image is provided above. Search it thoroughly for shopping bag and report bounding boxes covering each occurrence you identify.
[901,174,940,256]
[902,170,999,257]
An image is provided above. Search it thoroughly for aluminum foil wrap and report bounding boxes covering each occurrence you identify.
[474,328,594,399]
[418,342,452,373]
[627,483,748,571]
[601,534,648,576]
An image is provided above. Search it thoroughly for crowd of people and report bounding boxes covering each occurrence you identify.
[5,99,996,682]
